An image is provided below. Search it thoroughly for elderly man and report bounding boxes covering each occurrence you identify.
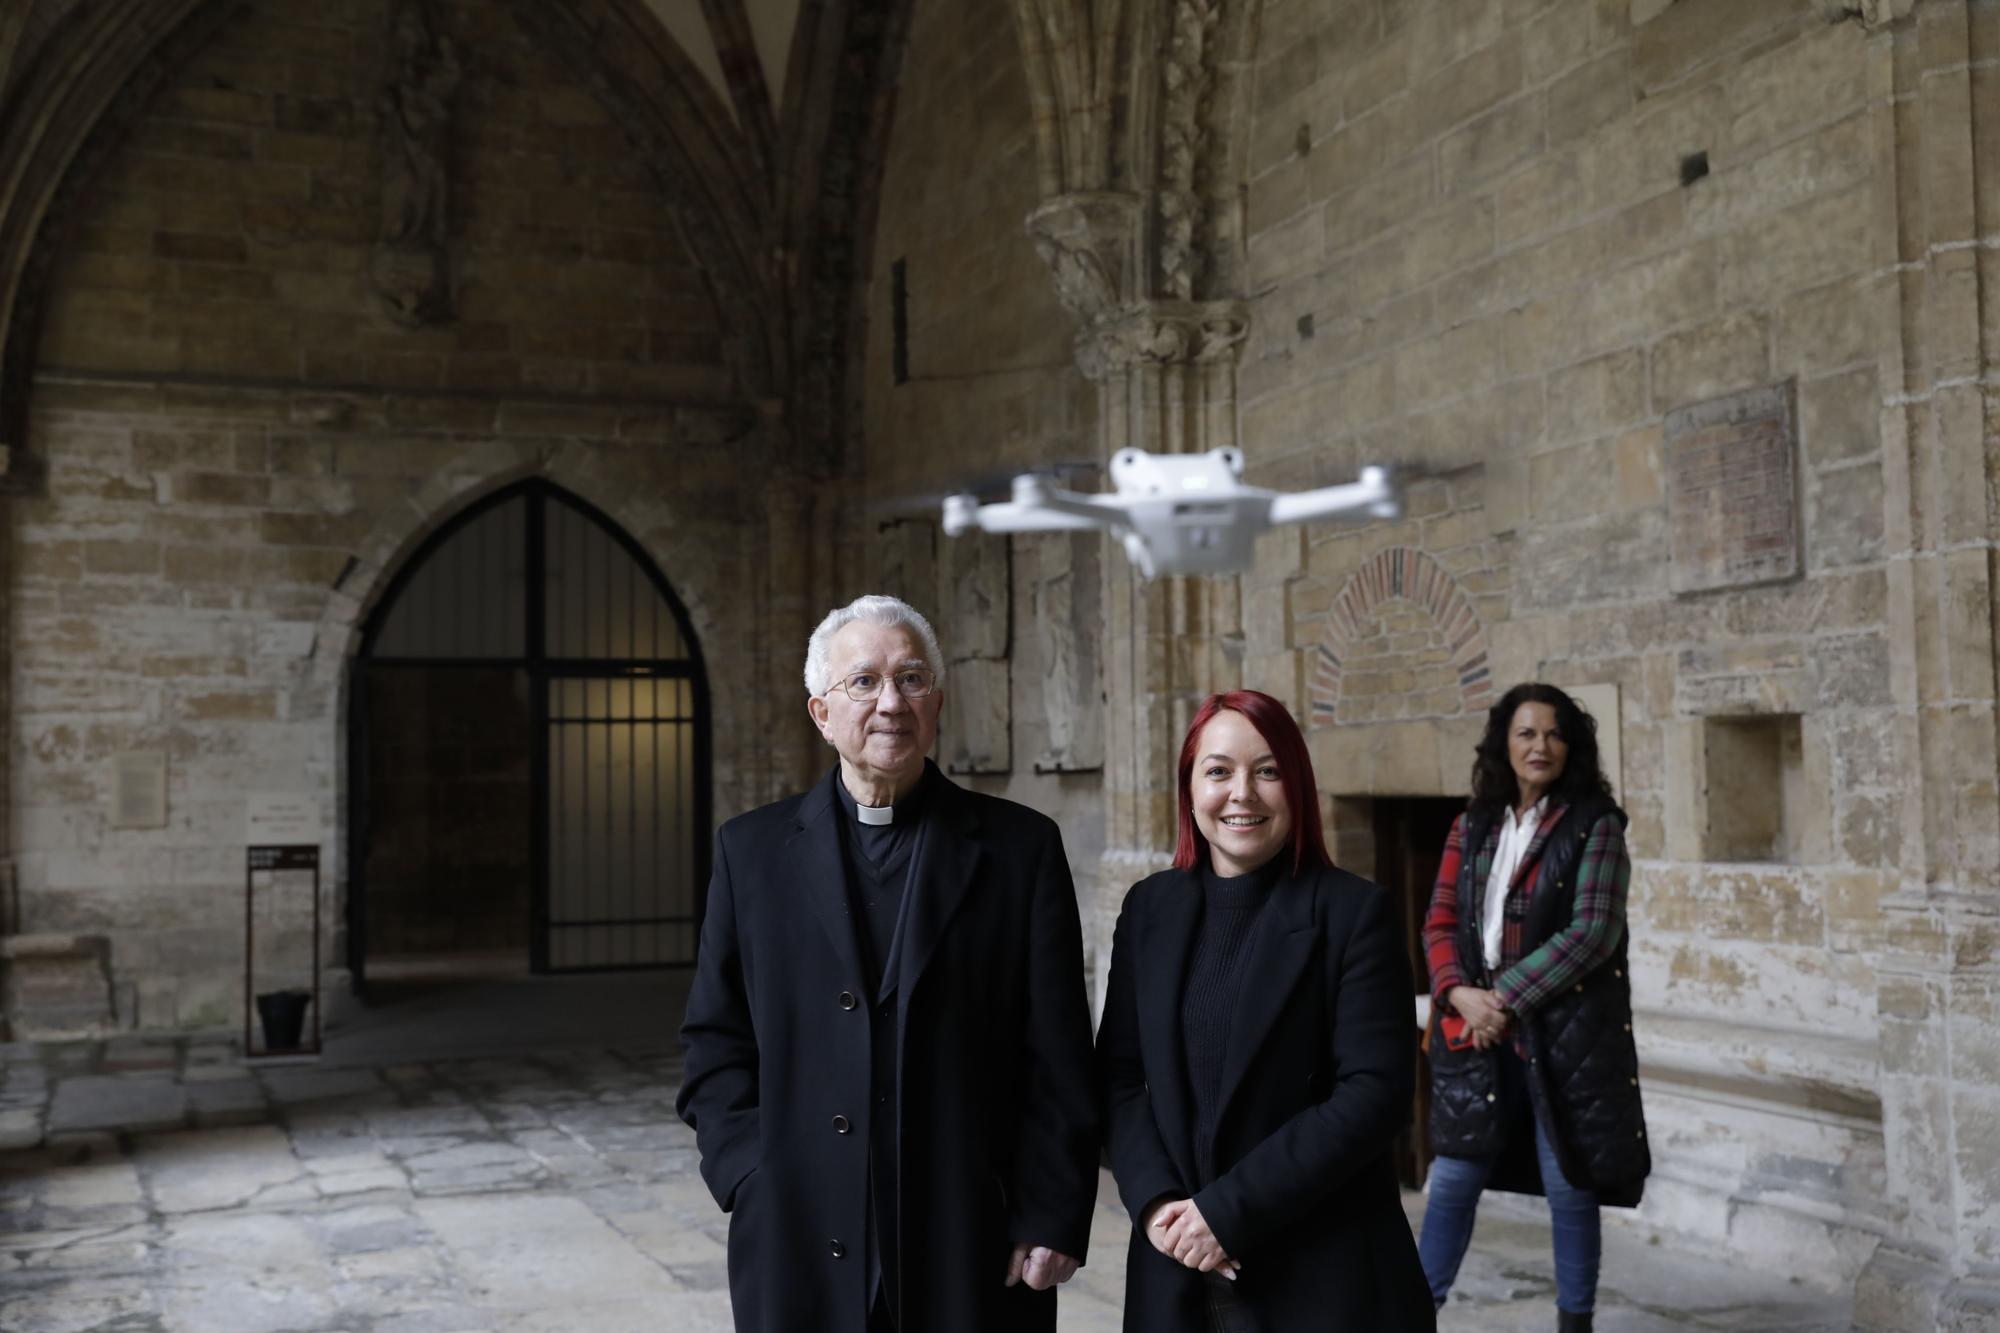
[678,595,1099,1333]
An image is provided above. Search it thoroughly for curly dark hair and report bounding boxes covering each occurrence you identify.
[1469,682,1617,814]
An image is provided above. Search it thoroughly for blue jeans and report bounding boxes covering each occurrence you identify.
[1417,1054,1601,1314]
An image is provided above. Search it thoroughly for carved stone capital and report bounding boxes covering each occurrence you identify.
[1027,192,1144,323]
[1075,299,1248,381]
[1816,0,1913,28]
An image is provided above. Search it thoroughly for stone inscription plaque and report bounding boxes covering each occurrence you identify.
[1664,382,1800,595]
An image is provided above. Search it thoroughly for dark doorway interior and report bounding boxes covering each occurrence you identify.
[364,667,533,963]
[1371,796,1464,1189]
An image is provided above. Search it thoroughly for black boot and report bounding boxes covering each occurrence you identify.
[1557,1311,1592,1333]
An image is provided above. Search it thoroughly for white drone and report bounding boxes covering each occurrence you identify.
[941,447,1401,578]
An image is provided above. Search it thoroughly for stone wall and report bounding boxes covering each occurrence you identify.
[857,0,1108,899]
[1236,0,1898,1281]
[12,0,785,1029]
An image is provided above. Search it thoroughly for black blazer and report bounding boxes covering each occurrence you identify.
[677,764,1099,1333]
[1097,862,1435,1332]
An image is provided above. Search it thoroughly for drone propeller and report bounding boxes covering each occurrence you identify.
[868,460,1099,523]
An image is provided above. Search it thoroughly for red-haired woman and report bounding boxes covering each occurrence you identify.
[1097,690,1434,1332]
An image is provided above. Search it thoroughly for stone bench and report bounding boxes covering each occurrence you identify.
[0,933,117,1040]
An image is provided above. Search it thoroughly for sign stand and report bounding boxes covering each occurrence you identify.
[244,795,326,1063]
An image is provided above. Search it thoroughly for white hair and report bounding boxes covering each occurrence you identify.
[803,595,947,696]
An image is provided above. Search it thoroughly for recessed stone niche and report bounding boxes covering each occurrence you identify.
[1702,713,1805,862]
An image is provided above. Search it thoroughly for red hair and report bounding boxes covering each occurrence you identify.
[1172,690,1332,876]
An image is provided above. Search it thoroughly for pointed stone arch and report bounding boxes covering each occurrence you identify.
[1308,546,1493,727]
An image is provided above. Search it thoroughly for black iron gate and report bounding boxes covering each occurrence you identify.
[349,481,710,987]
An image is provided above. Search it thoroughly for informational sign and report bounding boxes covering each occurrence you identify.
[245,793,324,847]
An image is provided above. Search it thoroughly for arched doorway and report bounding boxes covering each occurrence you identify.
[347,480,711,991]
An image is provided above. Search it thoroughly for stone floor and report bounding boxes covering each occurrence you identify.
[0,985,1855,1332]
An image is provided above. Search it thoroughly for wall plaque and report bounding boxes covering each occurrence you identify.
[109,752,167,830]
[1664,382,1801,595]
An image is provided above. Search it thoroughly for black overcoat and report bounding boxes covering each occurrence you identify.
[677,764,1100,1333]
[1097,863,1435,1332]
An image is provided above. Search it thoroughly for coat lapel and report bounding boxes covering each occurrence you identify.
[1213,866,1320,1125]
[1507,800,1570,896]
[1135,869,1204,1189]
[896,766,984,999]
[786,767,868,992]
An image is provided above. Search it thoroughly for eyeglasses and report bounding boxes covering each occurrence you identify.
[827,667,936,702]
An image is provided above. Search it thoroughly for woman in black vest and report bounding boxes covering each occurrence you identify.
[1416,683,1648,1333]
[1098,690,1433,1333]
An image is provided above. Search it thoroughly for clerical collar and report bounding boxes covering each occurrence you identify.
[835,766,930,826]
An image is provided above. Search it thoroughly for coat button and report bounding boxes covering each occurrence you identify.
[1624,1023,1632,1032]
[832,1115,851,1134]
[1637,1129,1646,1140]
[1630,1076,1639,1086]
[1575,983,1584,993]
[1486,1093,1497,1102]
[838,991,858,1010]
[1613,968,1623,978]
[830,1239,846,1258]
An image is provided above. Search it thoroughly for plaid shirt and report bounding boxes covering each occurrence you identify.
[1423,802,1631,1018]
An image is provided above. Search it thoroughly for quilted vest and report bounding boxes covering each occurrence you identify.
[1428,797,1650,1204]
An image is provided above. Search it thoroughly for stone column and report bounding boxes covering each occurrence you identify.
[1854,3,2000,1328]
[1028,193,1250,1008]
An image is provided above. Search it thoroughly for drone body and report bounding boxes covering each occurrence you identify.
[941,447,1400,578]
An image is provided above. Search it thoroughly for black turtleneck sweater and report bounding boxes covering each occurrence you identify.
[1181,854,1283,1186]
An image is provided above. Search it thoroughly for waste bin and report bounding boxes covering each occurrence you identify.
[255,988,312,1052]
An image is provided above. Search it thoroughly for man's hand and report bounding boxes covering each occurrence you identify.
[1142,1197,1186,1259]
[1005,1243,1081,1291]
[1156,1199,1238,1278]
[1447,985,1510,1048]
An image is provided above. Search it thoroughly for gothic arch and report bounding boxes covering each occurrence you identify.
[0,0,792,469]
[1308,546,1493,727]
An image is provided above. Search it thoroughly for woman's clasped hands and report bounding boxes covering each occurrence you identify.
[1146,1198,1241,1280]
[1450,985,1511,1050]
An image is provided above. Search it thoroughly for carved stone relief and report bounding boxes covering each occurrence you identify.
[1159,0,1225,300]
[372,0,461,327]
[942,532,1011,774]
[873,518,938,611]
[1027,192,1141,322]
[1028,531,1104,773]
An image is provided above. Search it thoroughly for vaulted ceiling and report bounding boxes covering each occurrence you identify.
[642,0,803,126]
[0,0,913,476]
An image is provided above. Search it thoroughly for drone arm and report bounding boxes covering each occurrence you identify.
[1267,467,1401,526]
[944,494,1105,535]
[945,473,1132,537]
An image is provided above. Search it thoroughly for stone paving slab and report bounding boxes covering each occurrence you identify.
[0,1035,1854,1332]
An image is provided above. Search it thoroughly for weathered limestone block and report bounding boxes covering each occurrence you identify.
[943,657,1010,776]
[1,934,117,1038]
